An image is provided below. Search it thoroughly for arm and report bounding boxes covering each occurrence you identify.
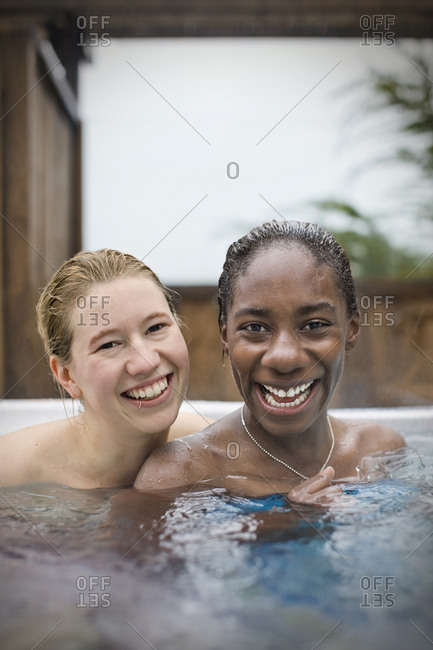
[134,437,211,491]
[136,415,237,491]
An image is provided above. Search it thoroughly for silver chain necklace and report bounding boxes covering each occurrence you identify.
[240,404,335,481]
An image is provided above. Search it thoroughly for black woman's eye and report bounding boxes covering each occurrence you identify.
[245,323,266,332]
[305,321,326,331]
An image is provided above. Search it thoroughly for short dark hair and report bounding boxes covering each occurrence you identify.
[217,220,359,325]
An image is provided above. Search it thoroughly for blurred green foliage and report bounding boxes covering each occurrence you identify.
[376,56,433,176]
[314,52,433,279]
[313,200,432,278]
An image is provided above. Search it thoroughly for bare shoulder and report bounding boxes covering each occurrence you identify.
[134,410,240,491]
[134,433,210,491]
[336,417,406,456]
[0,419,71,485]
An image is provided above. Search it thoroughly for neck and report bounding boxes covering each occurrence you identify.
[242,406,334,479]
[67,413,169,488]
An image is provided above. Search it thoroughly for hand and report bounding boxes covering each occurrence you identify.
[288,466,354,507]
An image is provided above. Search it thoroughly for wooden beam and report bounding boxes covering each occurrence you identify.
[36,38,79,125]
[1,32,47,398]
[0,1,432,38]
[0,28,81,398]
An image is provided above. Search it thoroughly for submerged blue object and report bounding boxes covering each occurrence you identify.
[342,487,359,495]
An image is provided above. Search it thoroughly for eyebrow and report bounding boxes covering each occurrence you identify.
[296,301,337,316]
[86,311,172,348]
[232,301,337,320]
[232,307,272,320]
[88,328,120,348]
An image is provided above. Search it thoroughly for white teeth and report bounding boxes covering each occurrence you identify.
[263,380,313,400]
[264,389,310,408]
[125,377,168,401]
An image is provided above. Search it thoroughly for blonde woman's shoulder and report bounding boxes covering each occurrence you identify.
[0,418,72,486]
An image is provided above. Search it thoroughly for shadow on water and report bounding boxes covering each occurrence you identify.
[0,440,432,650]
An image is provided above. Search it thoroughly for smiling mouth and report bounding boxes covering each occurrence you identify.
[259,379,315,408]
[123,376,169,401]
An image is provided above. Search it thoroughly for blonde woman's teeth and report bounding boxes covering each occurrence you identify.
[125,377,168,400]
[262,380,314,407]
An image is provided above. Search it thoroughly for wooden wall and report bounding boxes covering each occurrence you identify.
[0,1,432,403]
[1,1,432,38]
[0,24,81,398]
[177,280,433,408]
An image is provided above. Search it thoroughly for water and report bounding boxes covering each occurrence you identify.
[0,421,432,649]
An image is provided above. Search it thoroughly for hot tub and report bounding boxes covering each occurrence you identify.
[0,400,432,649]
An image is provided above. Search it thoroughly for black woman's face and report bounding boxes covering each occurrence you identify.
[220,244,360,436]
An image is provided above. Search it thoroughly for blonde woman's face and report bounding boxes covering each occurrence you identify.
[65,275,189,438]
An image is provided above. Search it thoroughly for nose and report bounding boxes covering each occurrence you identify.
[125,340,161,376]
[261,330,310,374]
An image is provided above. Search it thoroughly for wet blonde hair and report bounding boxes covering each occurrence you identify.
[37,249,176,366]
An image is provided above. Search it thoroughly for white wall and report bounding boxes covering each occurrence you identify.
[79,37,431,285]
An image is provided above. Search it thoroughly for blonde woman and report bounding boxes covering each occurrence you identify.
[0,249,204,488]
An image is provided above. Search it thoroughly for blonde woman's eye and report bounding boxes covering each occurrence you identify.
[147,323,166,334]
[98,341,117,350]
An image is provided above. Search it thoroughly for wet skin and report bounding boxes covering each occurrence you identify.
[135,244,405,501]
[220,244,360,476]
[0,275,193,488]
[61,275,190,443]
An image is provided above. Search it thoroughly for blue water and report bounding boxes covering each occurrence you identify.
[0,438,432,649]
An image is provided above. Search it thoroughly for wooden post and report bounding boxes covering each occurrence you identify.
[0,24,81,398]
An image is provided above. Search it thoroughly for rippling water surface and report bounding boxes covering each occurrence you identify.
[0,428,432,650]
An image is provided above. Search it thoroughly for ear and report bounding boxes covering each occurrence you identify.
[345,312,361,352]
[49,356,82,399]
[220,322,229,357]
